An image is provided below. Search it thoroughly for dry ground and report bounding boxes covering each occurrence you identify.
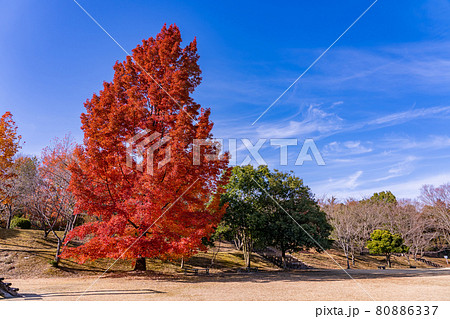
[5,268,450,301]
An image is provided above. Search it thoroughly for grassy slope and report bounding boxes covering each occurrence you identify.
[291,249,447,270]
[0,229,275,279]
[1,229,448,279]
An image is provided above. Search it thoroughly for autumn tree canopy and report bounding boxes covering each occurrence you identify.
[39,135,78,265]
[0,112,21,180]
[0,112,21,228]
[62,25,229,270]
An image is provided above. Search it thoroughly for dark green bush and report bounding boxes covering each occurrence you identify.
[10,216,32,229]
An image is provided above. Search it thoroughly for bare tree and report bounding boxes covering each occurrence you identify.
[323,198,403,267]
[323,198,355,268]
[392,200,437,261]
[352,200,385,257]
[322,198,380,267]
[420,183,450,245]
[323,187,448,267]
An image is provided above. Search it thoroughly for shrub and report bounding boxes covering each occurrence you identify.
[10,216,32,229]
[367,229,407,267]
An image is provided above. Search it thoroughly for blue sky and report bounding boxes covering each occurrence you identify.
[1,0,450,200]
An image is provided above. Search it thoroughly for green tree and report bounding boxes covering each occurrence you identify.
[370,191,397,204]
[220,165,267,268]
[259,169,332,267]
[367,229,407,267]
[221,165,332,268]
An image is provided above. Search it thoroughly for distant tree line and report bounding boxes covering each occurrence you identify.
[321,189,450,268]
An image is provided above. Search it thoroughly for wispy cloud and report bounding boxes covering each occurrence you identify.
[288,41,450,94]
[322,170,364,194]
[323,140,372,156]
[255,104,343,139]
[251,104,450,141]
[374,156,417,182]
[315,172,450,201]
[368,105,450,126]
[383,135,450,151]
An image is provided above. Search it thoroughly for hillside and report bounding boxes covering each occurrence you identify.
[0,229,275,279]
[1,229,447,279]
[292,249,448,270]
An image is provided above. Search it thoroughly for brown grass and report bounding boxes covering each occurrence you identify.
[292,249,439,270]
[1,228,448,278]
[0,229,275,279]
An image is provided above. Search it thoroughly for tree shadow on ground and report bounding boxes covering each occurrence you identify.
[188,252,246,269]
[192,268,450,284]
[94,267,450,285]
[0,229,21,240]
[15,288,166,300]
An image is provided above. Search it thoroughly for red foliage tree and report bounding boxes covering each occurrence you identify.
[0,112,22,228]
[39,135,77,265]
[61,25,229,270]
[0,112,21,179]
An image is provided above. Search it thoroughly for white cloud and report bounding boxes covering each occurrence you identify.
[346,171,363,189]
[302,41,450,93]
[323,140,372,156]
[368,106,450,126]
[330,101,344,108]
[320,172,450,201]
[383,135,450,151]
[250,104,450,144]
[255,104,343,139]
[374,156,417,182]
[321,170,364,194]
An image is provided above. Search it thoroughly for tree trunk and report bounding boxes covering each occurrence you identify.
[281,249,287,269]
[243,244,250,268]
[70,214,77,231]
[6,208,12,229]
[351,253,355,266]
[386,254,391,268]
[54,238,62,267]
[134,257,146,271]
[180,257,184,269]
[242,234,252,268]
[345,251,350,269]
[405,252,411,266]
[234,235,243,250]
[210,240,221,268]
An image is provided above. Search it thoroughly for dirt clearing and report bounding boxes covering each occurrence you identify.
[4,268,449,301]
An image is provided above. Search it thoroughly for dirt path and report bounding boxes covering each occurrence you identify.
[4,268,450,301]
